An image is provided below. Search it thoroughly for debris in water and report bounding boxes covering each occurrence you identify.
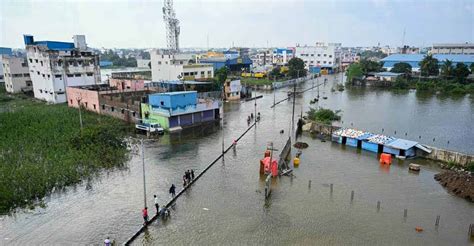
[294,142,309,149]
[202,208,209,211]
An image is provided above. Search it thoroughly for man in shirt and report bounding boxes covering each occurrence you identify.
[154,195,159,214]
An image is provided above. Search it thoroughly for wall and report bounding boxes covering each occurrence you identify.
[66,87,101,113]
[2,56,31,93]
[109,78,145,91]
[418,146,474,167]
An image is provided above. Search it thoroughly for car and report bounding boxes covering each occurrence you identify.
[135,122,164,135]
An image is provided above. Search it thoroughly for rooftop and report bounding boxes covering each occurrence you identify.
[375,72,403,77]
[432,43,474,48]
[151,91,197,96]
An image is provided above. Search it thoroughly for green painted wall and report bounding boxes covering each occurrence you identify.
[140,103,170,129]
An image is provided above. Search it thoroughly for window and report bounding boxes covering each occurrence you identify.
[165,61,168,64]
[39,89,43,93]
[311,54,314,56]
[29,59,33,63]
[58,60,63,66]
[93,104,96,110]
[329,61,332,64]
[323,54,327,57]
[67,74,74,78]
[132,112,136,117]
[70,99,73,104]
[37,71,40,75]
[317,61,320,63]
[121,109,124,114]
[23,73,29,77]
[77,60,83,65]
[22,62,28,67]
[55,74,62,79]
[317,54,321,57]
[26,81,32,86]
[158,61,162,65]
[74,74,81,77]
[86,73,93,76]
[111,106,114,112]
[42,74,45,78]
[47,74,50,78]
[201,71,205,76]
[85,102,88,108]
[35,59,38,63]
[329,55,333,58]
[40,61,43,66]
[323,61,327,64]
[160,101,164,106]
[180,61,183,64]
[102,104,105,110]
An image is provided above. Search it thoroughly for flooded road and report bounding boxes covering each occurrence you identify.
[1,73,473,245]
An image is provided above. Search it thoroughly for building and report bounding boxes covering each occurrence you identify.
[272,48,294,65]
[295,43,340,74]
[224,79,241,100]
[66,84,152,123]
[137,59,151,68]
[381,54,474,72]
[141,91,220,130]
[24,35,101,103]
[150,49,213,81]
[2,56,32,93]
[0,47,13,86]
[374,72,402,82]
[200,56,252,72]
[431,43,474,55]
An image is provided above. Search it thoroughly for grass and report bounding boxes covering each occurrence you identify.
[0,94,131,214]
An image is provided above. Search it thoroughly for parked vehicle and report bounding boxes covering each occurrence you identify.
[135,122,164,135]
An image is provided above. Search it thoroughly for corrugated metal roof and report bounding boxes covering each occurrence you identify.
[385,139,418,150]
[375,72,402,77]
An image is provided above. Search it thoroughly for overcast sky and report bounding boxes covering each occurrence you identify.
[1,0,473,49]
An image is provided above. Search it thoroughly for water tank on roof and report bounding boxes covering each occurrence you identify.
[73,35,87,50]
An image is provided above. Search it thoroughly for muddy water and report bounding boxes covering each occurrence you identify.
[1,73,473,245]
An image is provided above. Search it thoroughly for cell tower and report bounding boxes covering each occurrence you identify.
[163,0,180,53]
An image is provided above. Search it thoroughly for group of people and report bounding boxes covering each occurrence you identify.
[183,169,195,187]
[247,112,261,125]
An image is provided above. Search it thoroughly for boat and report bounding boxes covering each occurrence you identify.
[408,163,420,172]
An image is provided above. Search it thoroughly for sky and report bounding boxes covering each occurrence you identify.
[1,0,473,49]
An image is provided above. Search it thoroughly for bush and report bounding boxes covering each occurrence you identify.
[307,108,341,124]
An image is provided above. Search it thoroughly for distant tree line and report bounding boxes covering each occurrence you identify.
[100,50,137,67]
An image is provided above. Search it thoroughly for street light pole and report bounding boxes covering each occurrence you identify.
[141,139,147,208]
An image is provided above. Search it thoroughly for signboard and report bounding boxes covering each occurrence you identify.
[237,58,242,64]
[229,80,242,93]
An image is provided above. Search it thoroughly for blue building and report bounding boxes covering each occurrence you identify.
[381,54,474,72]
[141,91,220,130]
[200,56,252,72]
[0,47,13,56]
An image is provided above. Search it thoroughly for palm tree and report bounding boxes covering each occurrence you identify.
[440,59,453,78]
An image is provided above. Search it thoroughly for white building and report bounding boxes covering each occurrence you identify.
[431,43,474,55]
[2,56,32,93]
[150,49,213,81]
[0,47,13,85]
[24,35,101,103]
[295,42,340,72]
[137,59,151,68]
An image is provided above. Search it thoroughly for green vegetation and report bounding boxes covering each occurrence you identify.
[467,162,474,172]
[241,77,278,86]
[307,108,341,124]
[288,57,307,78]
[359,59,384,74]
[345,63,363,83]
[0,95,131,214]
[360,50,387,60]
[100,50,137,67]
[419,54,439,76]
[390,62,412,77]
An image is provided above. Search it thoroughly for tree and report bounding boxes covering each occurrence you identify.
[440,59,454,78]
[419,54,439,76]
[268,67,281,80]
[345,63,363,83]
[288,58,307,78]
[470,63,474,74]
[454,63,470,84]
[390,62,412,77]
[214,66,229,86]
[359,59,382,74]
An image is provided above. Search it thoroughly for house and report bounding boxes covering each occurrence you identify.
[150,49,213,81]
[224,79,241,100]
[2,56,32,93]
[141,91,220,131]
[374,72,402,82]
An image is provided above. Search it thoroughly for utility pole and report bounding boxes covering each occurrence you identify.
[254,90,257,123]
[222,85,225,157]
[141,139,147,208]
[76,97,83,135]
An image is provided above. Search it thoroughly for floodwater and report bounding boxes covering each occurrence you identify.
[0,73,473,245]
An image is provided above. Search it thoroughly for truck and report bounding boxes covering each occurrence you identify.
[135,122,164,135]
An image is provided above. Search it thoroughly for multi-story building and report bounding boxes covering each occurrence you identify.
[137,59,151,68]
[2,56,32,93]
[0,47,13,86]
[150,49,214,81]
[431,43,474,55]
[272,48,294,65]
[250,49,273,67]
[141,91,220,131]
[24,35,101,103]
[295,42,340,73]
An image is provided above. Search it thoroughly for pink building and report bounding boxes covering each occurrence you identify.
[66,86,101,113]
[109,78,146,91]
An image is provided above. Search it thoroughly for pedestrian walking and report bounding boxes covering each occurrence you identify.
[191,169,195,180]
[154,195,160,214]
[186,170,191,182]
[104,237,111,246]
[183,175,187,187]
[169,184,176,198]
[142,207,149,225]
